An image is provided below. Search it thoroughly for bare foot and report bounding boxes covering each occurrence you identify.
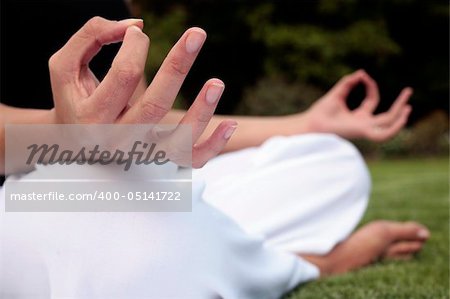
[299,220,430,277]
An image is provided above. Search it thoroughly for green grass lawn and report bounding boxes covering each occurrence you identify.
[285,158,449,299]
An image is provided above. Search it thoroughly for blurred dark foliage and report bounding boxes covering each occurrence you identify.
[130,0,448,157]
[235,76,322,116]
[1,0,447,161]
[1,0,130,109]
[132,0,449,126]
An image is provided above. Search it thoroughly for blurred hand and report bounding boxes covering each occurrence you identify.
[48,17,236,167]
[305,70,412,142]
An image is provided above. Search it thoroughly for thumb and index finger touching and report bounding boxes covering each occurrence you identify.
[49,17,148,121]
[329,70,380,113]
[50,17,143,74]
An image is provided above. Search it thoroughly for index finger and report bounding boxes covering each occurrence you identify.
[123,27,206,124]
[328,70,365,99]
[358,71,380,113]
[91,26,150,122]
[50,17,143,75]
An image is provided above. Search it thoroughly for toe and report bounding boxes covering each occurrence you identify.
[389,221,430,242]
[384,253,414,261]
[383,241,423,259]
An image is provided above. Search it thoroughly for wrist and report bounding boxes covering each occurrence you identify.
[2,106,56,125]
[29,108,57,125]
[300,107,332,135]
[281,111,316,136]
[46,108,58,124]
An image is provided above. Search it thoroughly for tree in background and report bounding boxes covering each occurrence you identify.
[132,0,448,156]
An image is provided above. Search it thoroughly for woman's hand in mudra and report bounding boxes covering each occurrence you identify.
[304,70,413,142]
[47,17,236,168]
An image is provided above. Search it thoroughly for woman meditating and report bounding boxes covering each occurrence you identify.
[0,18,429,298]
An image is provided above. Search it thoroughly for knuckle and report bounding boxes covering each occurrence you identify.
[92,98,110,117]
[48,52,60,72]
[82,17,106,43]
[114,62,142,85]
[48,51,75,77]
[167,55,190,76]
[196,111,212,125]
[87,16,105,30]
[140,100,170,121]
[72,105,97,124]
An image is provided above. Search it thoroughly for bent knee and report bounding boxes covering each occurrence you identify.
[321,134,371,199]
[284,133,371,202]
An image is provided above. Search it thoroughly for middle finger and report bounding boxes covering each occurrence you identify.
[124,27,206,124]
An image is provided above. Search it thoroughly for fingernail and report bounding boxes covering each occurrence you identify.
[119,18,144,26]
[185,29,206,54]
[417,229,429,239]
[224,125,237,140]
[206,83,224,105]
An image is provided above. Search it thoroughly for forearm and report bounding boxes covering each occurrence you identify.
[207,113,315,152]
[0,104,55,174]
[163,109,314,152]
